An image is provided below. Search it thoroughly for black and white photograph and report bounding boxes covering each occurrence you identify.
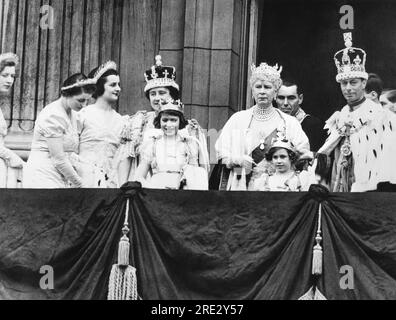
[1,0,396,305]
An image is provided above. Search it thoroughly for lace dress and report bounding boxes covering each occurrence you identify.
[137,129,208,190]
[121,110,210,181]
[253,170,313,192]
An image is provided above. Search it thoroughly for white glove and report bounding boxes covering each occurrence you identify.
[0,145,24,168]
[52,154,83,188]
[225,154,254,169]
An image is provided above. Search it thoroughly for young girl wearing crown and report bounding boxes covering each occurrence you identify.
[118,55,209,183]
[133,100,208,190]
[253,138,313,192]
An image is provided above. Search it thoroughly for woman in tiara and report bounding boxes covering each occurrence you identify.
[77,61,130,188]
[119,55,209,181]
[23,73,96,188]
[133,99,208,190]
[0,53,25,188]
[211,62,311,191]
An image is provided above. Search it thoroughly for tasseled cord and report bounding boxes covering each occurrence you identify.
[312,203,323,276]
[108,198,138,300]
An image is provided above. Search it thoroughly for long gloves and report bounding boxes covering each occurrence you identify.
[0,145,24,168]
[51,153,83,188]
[223,154,254,170]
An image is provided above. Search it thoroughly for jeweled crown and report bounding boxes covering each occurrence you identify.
[250,62,283,90]
[159,99,184,114]
[334,32,368,82]
[269,136,297,155]
[93,61,117,80]
[144,55,179,93]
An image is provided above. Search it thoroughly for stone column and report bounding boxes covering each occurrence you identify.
[159,0,250,132]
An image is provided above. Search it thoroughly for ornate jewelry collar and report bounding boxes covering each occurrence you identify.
[253,106,277,122]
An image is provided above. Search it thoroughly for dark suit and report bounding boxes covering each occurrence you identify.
[300,114,326,152]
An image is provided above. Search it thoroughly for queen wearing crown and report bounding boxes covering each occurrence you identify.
[0,53,25,187]
[133,99,208,190]
[118,55,209,182]
[315,33,396,192]
[211,62,311,191]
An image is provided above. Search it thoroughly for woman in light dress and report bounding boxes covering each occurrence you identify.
[23,73,95,188]
[120,55,209,181]
[253,138,313,192]
[0,53,25,188]
[211,62,312,190]
[133,99,208,190]
[77,61,130,188]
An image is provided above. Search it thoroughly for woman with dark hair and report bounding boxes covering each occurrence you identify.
[77,61,130,188]
[120,55,209,181]
[0,53,25,187]
[252,138,313,191]
[23,73,96,188]
[133,99,208,189]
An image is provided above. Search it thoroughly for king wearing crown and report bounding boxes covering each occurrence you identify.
[315,33,396,192]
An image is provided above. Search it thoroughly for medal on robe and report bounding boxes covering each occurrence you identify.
[259,139,265,150]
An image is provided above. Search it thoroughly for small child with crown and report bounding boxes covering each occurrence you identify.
[132,99,208,190]
[252,138,313,192]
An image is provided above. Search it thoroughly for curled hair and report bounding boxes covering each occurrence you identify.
[0,59,17,74]
[153,110,188,130]
[91,69,119,99]
[249,73,282,93]
[265,147,298,164]
[61,73,96,97]
[145,86,180,101]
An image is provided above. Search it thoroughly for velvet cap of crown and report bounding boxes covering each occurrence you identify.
[159,99,184,115]
[250,62,283,90]
[144,55,179,93]
[0,52,19,67]
[334,32,368,83]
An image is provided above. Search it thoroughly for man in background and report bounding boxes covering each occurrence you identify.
[364,73,383,105]
[276,79,326,152]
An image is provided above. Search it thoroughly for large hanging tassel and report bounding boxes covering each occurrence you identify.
[298,286,327,300]
[108,198,138,300]
[312,203,323,276]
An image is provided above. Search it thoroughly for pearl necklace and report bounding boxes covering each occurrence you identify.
[253,106,276,122]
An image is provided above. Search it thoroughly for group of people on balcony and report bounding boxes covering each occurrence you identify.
[1,32,396,192]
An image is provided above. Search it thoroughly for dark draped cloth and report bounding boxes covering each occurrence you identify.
[301,114,326,153]
[1,187,396,300]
